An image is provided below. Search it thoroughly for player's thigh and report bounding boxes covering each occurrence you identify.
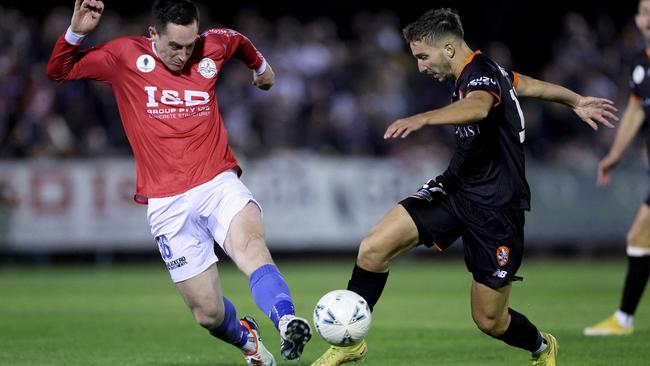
[358,204,420,265]
[200,171,266,251]
[224,201,273,275]
[627,203,650,248]
[399,196,463,252]
[470,280,511,330]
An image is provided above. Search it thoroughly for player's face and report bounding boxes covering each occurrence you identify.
[637,0,650,43]
[409,40,453,82]
[150,21,199,72]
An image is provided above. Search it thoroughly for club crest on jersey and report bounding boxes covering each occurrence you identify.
[198,58,217,78]
[633,65,645,85]
[496,245,509,267]
[136,55,156,73]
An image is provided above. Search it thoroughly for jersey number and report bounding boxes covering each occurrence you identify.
[509,89,526,143]
[499,66,526,143]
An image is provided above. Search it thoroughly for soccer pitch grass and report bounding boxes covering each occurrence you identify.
[1,258,648,366]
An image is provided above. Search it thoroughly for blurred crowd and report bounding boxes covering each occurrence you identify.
[0,5,646,169]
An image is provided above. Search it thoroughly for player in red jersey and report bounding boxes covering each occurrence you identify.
[46,1,311,365]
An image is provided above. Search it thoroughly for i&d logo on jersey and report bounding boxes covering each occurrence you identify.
[496,245,509,267]
[198,58,217,78]
[136,55,156,73]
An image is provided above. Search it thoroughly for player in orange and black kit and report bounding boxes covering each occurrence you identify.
[311,8,618,366]
[584,0,650,337]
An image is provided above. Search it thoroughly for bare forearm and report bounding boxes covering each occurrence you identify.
[415,96,490,126]
[516,74,580,107]
[607,99,645,159]
[383,90,494,139]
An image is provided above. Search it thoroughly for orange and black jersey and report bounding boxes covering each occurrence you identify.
[629,49,650,164]
[438,51,530,210]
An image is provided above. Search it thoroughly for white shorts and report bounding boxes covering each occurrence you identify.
[146,170,260,283]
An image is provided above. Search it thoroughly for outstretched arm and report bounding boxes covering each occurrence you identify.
[384,90,494,139]
[46,0,114,83]
[597,96,645,186]
[515,73,618,130]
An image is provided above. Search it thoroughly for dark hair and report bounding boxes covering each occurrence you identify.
[402,8,464,45]
[152,0,199,33]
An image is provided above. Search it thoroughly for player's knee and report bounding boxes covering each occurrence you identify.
[357,235,390,270]
[238,231,265,252]
[192,303,225,329]
[472,313,505,336]
[627,229,650,248]
[229,232,271,272]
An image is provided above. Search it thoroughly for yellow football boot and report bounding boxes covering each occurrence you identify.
[530,332,558,366]
[583,314,633,336]
[310,340,368,366]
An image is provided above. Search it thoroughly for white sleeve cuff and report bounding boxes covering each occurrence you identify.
[254,59,267,76]
[64,26,86,46]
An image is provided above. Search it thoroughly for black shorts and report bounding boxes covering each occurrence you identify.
[400,193,524,289]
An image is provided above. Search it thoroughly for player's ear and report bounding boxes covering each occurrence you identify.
[444,43,455,59]
[148,26,157,39]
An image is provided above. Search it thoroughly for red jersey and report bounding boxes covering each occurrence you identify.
[46,28,265,203]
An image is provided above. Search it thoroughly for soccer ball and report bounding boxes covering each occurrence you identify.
[313,289,372,346]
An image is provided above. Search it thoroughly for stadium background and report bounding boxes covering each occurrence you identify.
[1,1,650,366]
[0,0,646,257]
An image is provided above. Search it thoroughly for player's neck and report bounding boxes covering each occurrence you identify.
[451,43,476,81]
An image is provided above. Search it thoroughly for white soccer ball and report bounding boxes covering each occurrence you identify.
[313,289,372,346]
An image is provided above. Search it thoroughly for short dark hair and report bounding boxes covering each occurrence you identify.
[402,8,464,45]
[152,0,199,33]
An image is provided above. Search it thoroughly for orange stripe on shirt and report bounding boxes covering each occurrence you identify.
[512,71,520,89]
[455,50,482,87]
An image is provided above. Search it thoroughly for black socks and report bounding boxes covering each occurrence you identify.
[495,308,544,353]
[620,255,650,315]
[347,264,389,311]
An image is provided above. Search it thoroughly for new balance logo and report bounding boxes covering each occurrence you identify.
[492,269,508,278]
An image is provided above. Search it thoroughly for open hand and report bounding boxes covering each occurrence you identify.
[596,153,619,187]
[71,0,104,35]
[573,96,618,130]
[384,116,426,139]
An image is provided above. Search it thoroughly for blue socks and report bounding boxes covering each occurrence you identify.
[209,264,295,347]
[249,264,295,329]
[209,296,248,347]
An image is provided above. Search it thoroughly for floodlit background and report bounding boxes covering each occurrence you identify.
[0,0,646,254]
[0,1,649,365]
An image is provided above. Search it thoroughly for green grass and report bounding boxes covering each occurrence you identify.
[0,258,648,365]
